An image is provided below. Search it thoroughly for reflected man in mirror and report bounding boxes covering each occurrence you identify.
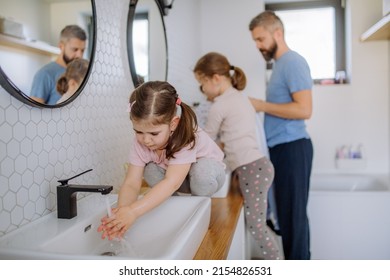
[30,25,87,105]
[56,58,89,104]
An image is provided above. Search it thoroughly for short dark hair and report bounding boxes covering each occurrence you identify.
[249,10,284,33]
[60,25,87,42]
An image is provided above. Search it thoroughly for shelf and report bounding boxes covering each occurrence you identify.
[335,158,367,170]
[0,33,60,55]
[360,13,390,41]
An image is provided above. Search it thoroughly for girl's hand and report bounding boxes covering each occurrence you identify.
[97,207,117,240]
[98,206,137,240]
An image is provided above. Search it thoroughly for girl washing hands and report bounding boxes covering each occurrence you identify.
[193,52,283,259]
[98,81,226,240]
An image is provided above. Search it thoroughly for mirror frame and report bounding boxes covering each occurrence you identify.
[127,0,168,88]
[0,0,97,109]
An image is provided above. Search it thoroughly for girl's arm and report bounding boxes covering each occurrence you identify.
[129,163,190,215]
[103,163,191,239]
[117,164,145,207]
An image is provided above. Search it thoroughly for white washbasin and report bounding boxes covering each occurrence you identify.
[0,194,211,259]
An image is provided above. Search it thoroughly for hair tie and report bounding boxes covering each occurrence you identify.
[230,65,235,70]
[127,100,136,113]
[176,97,182,117]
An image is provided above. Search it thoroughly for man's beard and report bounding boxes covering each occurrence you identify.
[259,41,277,62]
[63,53,74,65]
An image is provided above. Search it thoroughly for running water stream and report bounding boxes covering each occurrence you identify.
[103,196,139,257]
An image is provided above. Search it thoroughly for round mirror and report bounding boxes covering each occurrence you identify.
[127,0,168,87]
[0,0,96,108]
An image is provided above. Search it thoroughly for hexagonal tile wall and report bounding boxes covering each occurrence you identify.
[0,0,134,237]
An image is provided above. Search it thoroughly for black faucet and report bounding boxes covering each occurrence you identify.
[56,169,113,219]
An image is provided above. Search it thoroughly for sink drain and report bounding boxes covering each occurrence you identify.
[101,251,117,256]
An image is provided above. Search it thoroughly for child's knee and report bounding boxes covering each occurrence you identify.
[143,163,165,187]
[189,164,226,196]
[190,180,218,196]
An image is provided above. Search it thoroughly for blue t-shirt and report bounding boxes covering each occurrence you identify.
[265,50,312,148]
[30,62,65,105]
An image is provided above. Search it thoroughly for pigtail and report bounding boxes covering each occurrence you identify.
[231,66,247,91]
[56,76,69,95]
[167,102,198,159]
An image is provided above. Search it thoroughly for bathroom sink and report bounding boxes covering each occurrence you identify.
[0,194,211,259]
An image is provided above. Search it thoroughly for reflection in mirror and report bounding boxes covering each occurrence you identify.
[128,0,167,88]
[0,0,96,108]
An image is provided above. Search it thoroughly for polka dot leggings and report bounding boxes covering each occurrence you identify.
[236,157,284,260]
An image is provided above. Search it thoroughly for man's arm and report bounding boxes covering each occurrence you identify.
[29,96,45,104]
[249,89,312,120]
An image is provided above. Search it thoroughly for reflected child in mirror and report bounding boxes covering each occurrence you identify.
[193,52,283,260]
[98,81,226,240]
[56,58,89,104]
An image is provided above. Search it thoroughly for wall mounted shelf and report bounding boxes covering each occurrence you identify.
[0,33,60,55]
[360,13,390,41]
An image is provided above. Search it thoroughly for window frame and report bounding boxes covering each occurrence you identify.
[266,0,346,84]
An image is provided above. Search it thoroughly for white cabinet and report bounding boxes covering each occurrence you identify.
[227,207,246,260]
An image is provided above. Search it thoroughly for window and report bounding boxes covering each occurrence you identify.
[266,0,346,83]
[133,12,149,81]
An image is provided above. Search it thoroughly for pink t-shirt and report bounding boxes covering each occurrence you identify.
[129,129,225,170]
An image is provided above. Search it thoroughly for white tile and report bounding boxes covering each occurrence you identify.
[0,123,12,143]
[26,153,38,171]
[9,173,21,192]
[16,187,29,207]
[5,106,18,125]
[11,205,23,225]
[1,157,14,177]
[14,155,27,175]
[0,211,11,232]
[3,191,16,211]
[20,138,32,156]
[23,201,35,221]
[21,170,34,188]
[6,139,20,159]
[33,167,45,185]
[29,184,40,202]
[12,123,26,142]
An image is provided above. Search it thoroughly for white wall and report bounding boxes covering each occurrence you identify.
[307,0,389,174]
[49,1,92,46]
[199,0,266,99]
[164,0,202,105]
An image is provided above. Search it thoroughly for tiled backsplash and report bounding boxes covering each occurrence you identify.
[0,0,134,236]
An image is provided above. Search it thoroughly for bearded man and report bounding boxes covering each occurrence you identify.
[30,25,87,105]
[249,10,314,260]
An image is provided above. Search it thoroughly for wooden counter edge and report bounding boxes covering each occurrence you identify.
[193,175,243,260]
